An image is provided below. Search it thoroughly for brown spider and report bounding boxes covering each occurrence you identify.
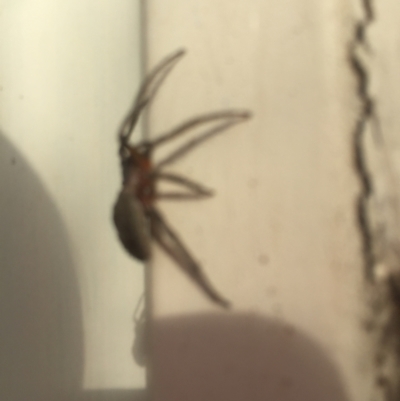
[113,49,251,309]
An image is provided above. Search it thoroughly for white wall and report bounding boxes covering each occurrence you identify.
[0,1,146,399]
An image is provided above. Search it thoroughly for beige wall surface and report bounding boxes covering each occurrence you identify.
[144,1,379,401]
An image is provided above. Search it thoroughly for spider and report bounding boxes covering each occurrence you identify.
[113,49,251,309]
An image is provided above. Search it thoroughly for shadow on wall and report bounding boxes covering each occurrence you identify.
[0,132,83,400]
[0,133,146,401]
[152,313,350,401]
[0,131,347,401]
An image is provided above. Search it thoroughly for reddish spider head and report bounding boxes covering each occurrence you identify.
[119,142,155,212]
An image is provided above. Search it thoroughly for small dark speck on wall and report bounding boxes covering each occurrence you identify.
[376,375,389,388]
[247,177,258,189]
[11,156,16,165]
[361,317,376,332]
[258,253,269,265]
[266,286,278,297]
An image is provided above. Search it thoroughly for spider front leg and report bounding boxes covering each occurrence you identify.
[118,49,186,147]
[153,172,215,200]
[146,111,251,172]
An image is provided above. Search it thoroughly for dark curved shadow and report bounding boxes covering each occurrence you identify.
[0,132,347,401]
[152,313,350,401]
[0,133,147,401]
[0,132,83,400]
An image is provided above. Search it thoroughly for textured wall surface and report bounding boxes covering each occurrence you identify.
[145,1,381,401]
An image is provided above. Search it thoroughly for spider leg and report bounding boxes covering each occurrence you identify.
[118,49,186,146]
[149,110,250,148]
[155,193,212,201]
[153,111,251,171]
[153,172,215,200]
[149,207,231,309]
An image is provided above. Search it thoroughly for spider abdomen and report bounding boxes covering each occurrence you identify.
[113,190,151,261]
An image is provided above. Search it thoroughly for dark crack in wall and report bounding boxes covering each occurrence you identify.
[350,1,400,400]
